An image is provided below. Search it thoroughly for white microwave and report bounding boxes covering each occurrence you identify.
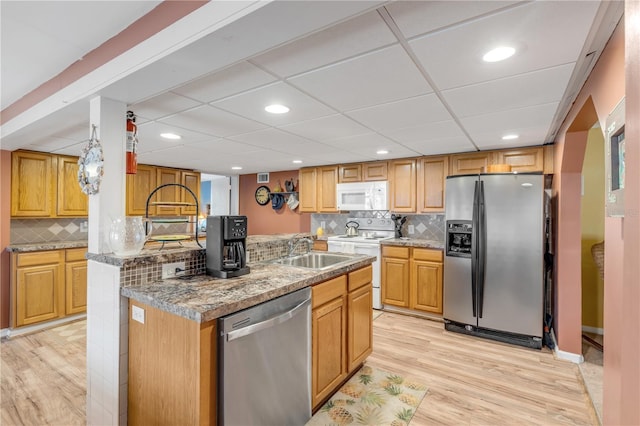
[336,181,388,211]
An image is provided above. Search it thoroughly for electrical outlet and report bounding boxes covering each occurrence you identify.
[408,224,415,235]
[320,221,326,229]
[162,261,186,279]
[132,305,145,324]
[80,221,88,233]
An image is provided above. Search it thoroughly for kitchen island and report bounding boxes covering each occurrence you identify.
[109,242,375,425]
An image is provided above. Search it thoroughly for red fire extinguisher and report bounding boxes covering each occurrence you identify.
[126,110,138,174]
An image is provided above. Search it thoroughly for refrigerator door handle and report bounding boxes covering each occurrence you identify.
[471,180,479,318]
[477,180,486,318]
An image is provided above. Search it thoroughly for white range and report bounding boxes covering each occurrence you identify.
[327,217,395,309]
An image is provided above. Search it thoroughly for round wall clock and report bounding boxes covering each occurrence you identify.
[255,185,270,205]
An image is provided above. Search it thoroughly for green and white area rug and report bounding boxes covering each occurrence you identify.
[306,364,428,426]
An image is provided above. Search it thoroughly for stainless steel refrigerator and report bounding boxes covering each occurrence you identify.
[444,173,544,349]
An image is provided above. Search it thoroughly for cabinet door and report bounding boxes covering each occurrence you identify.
[312,296,347,409]
[11,151,55,217]
[299,167,317,212]
[410,259,443,314]
[363,161,388,181]
[180,171,200,215]
[126,164,157,216]
[449,152,492,175]
[381,256,410,307]
[417,156,448,212]
[388,159,416,212]
[348,284,372,371]
[313,240,328,251]
[495,147,544,173]
[338,164,362,183]
[317,166,338,212]
[57,155,88,216]
[65,261,87,315]
[14,262,64,327]
[155,168,181,216]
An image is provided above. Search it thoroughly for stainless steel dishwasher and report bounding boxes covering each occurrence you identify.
[218,287,311,425]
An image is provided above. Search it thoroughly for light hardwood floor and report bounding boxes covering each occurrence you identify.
[0,313,598,425]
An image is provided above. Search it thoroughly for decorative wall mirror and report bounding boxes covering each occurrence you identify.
[78,125,104,195]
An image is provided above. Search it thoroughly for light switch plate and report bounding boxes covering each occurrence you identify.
[408,225,415,235]
[132,305,145,324]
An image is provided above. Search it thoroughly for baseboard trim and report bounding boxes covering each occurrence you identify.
[582,325,604,335]
[551,328,584,364]
[0,328,9,339]
[5,314,86,339]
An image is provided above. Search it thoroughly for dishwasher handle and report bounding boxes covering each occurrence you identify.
[225,297,310,342]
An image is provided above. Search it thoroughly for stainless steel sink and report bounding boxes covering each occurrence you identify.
[272,252,354,270]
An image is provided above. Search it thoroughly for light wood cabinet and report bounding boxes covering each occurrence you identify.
[382,246,444,314]
[181,171,201,215]
[410,248,443,314]
[338,164,362,183]
[11,250,65,327]
[543,145,554,174]
[11,151,55,217]
[65,248,87,315]
[449,152,492,175]
[126,164,157,216]
[381,246,410,307]
[155,168,182,216]
[313,240,328,251]
[347,266,373,372]
[128,301,216,426]
[299,166,338,213]
[417,155,448,212]
[495,147,544,173]
[363,161,388,181]
[388,158,416,212]
[57,155,89,216]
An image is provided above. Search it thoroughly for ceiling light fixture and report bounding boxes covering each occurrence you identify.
[483,46,516,62]
[231,166,242,170]
[160,132,181,140]
[265,104,290,114]
[502,134,519,140]
[292,160,302,164]
[376,150,389,155]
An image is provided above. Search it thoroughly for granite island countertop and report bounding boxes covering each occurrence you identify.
[121,253,375,323]
[7,240,89,252]
[381,238,444,250]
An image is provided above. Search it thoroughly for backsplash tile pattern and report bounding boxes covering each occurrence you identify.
[120,249,206,286]
[311,213,445,242]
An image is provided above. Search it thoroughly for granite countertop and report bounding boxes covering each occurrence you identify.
[7,240,89,252]
[87,241,205,267]
[121,253,375,323]
[381,238,444,250]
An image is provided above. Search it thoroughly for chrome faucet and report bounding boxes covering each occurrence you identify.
[288,237,314,257]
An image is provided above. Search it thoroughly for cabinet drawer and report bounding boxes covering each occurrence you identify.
[312,275,347,308]
[348,265,372,292]
[412,248,443,262]
[65,248,87,262]
[16,250,63,267]
[381,246,409,259]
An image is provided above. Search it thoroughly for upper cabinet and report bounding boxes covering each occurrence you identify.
[388,158,416,213]
[338,164,361,183]
[449,152,492,176]
[11,151,88,218]
[299,167,318,213]
[126,164,157,216]
[417,155,448,213]
[363,161,388,181]
[494,147,544,173]
[155,168,182,216]
[450,146,548,175]
[299,166,338,213]
[180,171,201,216]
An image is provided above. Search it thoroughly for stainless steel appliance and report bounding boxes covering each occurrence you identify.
[206,215,250,278]
[327,217,395,309]
[444,173,545,349]
[218,287,311,426]
[336,181,388,211]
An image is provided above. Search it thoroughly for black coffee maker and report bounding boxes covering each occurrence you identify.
[206,215,250,278]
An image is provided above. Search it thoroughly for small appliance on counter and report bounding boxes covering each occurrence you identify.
[206,215,250,278]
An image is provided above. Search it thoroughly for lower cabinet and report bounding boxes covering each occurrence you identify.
[382,246,443,315]
[11,248,87,327]
[128,301,217,426]
[312,265,373,410]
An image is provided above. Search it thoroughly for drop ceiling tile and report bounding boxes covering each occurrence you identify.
[382,119,469,144]
[461,102,559,148]
[212,81,335,126]
[402,136,477,156]
[159,105,268,137]
[279,114,371,141]
[409,1,600,90]
[171,61,277,103]
[289,44,432,111]
[185,138,264,155]
[136,120,213,153]
[385,1,519,39]
[442,63,575,118]
[251,11,396,78]
[322,132,420,159]
[130,92,203,121]
[346,93,451,132]
[227,128,322,155]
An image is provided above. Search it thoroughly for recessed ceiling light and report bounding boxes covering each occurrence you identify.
[483,46,516,62]
[376,150,389,155]
[160,132,181,140]
[502,134,519,140]
[292,160,302,164]
[265,104,290,114]
[231,166,242,170]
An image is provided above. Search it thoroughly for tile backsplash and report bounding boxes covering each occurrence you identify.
[311,212,445,242]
